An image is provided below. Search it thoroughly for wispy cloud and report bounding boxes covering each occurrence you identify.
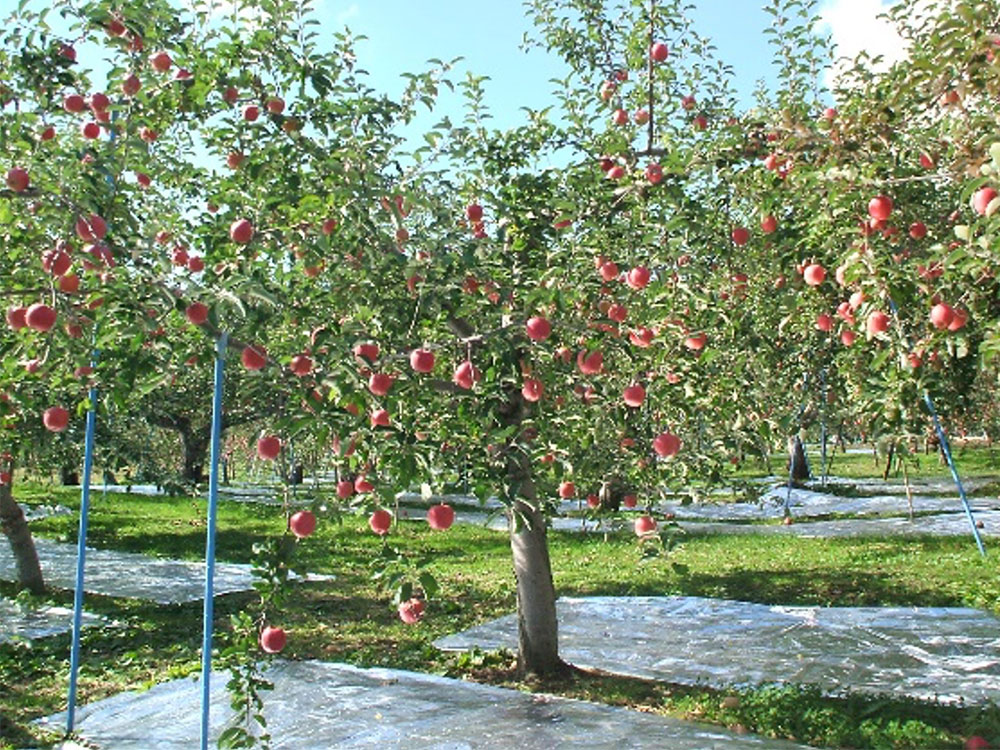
[817,0,918,87]
[336,3,360,25]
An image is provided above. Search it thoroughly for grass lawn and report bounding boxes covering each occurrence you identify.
[2,448,1000,749]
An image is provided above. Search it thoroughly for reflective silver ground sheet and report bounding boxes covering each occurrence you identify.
[40,660,809,749]
[0,597,102,644]
[0,538,329,604]
[436,596,1000,704]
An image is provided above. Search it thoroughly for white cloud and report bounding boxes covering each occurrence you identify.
[816,0,927,87]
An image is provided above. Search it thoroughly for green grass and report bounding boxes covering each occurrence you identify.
[3,456,1000,749]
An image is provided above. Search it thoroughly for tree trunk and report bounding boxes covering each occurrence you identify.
[60,466,79,486]
[0,469,45,593]
[882,441,895,481]
[787,435,810,482]
[598,477,625,512]
[181,427,211,483]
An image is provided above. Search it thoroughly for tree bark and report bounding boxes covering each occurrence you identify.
[788,435,810,482]
[0,469,45,593]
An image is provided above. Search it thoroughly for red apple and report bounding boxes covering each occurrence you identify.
[815,313,833,332]
[370,408,390,427]
[187,256,204,273]
[266,97,285,114]
[369,508,392,535]
[368,373,393,396]
[731,227,750,246]
[121,74,141,97]
[171,247,189,266]
[80,121,100,139]
[599,261,619,282]
[59,44,77,61]
[337,480,355,499]
[623,494,637,508]
[682,95,696,110]
[606,165,625,180]
[841,330,856,346]
[229,218,254,244]
[973,187,998,216]
[868,195,893,221]
[6,306,27,330]
[909,221,927,239]
[243,104,259,122]
[25,303,56,332]
[684,333,707,351]
[149,51,171,72]
[257,435,281,460]
[653,432,681,457]
[607,303,627,323]
[627,266,651,290]
[948,307,968,331]
[558,481,575,499]
[241,344,267,371]
[288,354,312,377]
[866,310,890,334]
[526,316,551,341]
[650,42,668,62]
[466,203,483,222]
[6,168,29,193]
[803,263,826,286]
[398,598,425,624]
[645,163,663,185]
[930,302,954,330]
[427,503,455,530]
[43,406,69,432]
[409,348,435,373]
[633,108,649,125]
[576,349,603,375]
[919,152,935,170]
[452,360,480,390]
[634,515,657,536]
[75,214,108,241]
[611,108,628,126]
[761,215,777,234]
[226,151,245,169]
[63,94,85,113]
[354,475,374,493]
[965,737,991,750]
[289,510,316,538]
[522,378,544,402]
[353,342,379,362]
[259,625,286,653]
[42,248,71,276]
[623,384,645,407]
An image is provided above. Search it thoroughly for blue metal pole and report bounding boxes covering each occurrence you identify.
[200,332,228,750]
[923,391,986,557]
[66,347,99,733]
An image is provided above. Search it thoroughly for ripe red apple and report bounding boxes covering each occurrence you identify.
[43,406,69,432]
[75,214,108,241]
[80,121,100,139]
[354,475,374,493]
[623,384,645,408]
[586,493,599,508]
[558,481,575,499]
[63,93,85,113]
[919,152,935,169]
[803,263,826,286]
[693,115,708,130]
[337,480,355,499]
[452,361,480,390]
[525,316,551,341]
[187,256,204,273]
[229,218,254,244]
[59,43,77,61]
[149,50,171,72]
[122,74,141,96]
[56,271,80,292]
[0,472,10,485]
[40,126,55,141]
[257,435,281,460]
[353,342,379,362]
[607,303,627,323]
[89,92,109,112]
[599,261,619,282]
[259,625,286,653]
[849,290,865,310]
[761,214,777,234]
[226,151,245,169]
[606,165,625,180]
[369,508,392,535]
[289,510,316,538]
[368,373,393,396]
[139,127,157,142]
[522,378,544,402]
[370,408,390,427]
[289,354,313,377]
[623,494,637,509]
[644,163,663,185]
[466,203,483,222]
[868,195,893,221]
[6,306,27,330]
[266,97,285,114]
[965,736,991,750]
[25,303,56,332]
[909,221,927,239]
[409,348,435,373]
[6,168,29,193]
[866,310,890,334]
[841,330,856,346]
[243,104,260,122]
[948,307,968,331]
[633,108,649,125]
[599,80,616,100]
[653,432,681,457]
[630,327,654,347]
[42,248,71,276]
[576,349,603,375]
[634,516,657,536]
[930,302,954,329]
[627,266,651,289]
[398,598,425,624]
[815,313,833,332]
[241,344,267,371]
[973,187,998,216]
[731,227,750,246]
[171,247,189,266]
[684,333,706,351]
[650,42,668,62]
[611,108,628,126]
[427,503,455,530]
[682,95,696,110]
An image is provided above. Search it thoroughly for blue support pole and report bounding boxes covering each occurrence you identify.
[201,332,228,750]
[923,391,986,557]
[66,347,99,733]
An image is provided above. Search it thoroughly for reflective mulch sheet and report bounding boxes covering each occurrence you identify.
[0,538,330,604]
[39,660,809,749]
[0,597,102,644]
[681,510,1000,538]
[435,596,1000,704]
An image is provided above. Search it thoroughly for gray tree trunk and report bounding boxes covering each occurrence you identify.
[788,435,810,482]
[0,469,44,593]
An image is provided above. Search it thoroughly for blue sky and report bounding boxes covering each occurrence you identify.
[320,0,783,130]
